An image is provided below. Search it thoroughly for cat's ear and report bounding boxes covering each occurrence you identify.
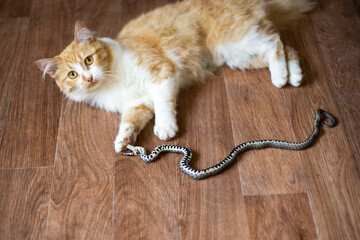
[35,58,58,78]
[74,21,95,43]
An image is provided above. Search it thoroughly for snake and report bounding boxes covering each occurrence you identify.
[123,109,336,180]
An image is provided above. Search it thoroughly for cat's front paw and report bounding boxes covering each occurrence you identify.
[154,121,178,141]
[114,136,131,153]
[114,123,136,153]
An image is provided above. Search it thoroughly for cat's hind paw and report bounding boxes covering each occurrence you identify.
[288,60,303,87]
[270,60,288,88]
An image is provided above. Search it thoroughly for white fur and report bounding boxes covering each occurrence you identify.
[67,38,154,114]
[215,27,292,87]
[67,38,179,149]
[288,60,303,87]
[114,122,136,153]
[268,59,288,87]
[150,78,178,140]
[165,48,184,70]
[65,30,298,151]
[214,27,274,69]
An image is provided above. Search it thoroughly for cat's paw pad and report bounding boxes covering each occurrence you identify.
[154,122,178,141]
[288,60,303,87]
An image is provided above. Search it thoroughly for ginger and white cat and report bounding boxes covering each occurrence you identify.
[36,0,314,153]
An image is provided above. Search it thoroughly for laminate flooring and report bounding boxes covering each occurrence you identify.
[0,0,359,239]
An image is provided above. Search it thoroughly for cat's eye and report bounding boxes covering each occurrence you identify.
[68,71,78,79]
[85,56,94,65]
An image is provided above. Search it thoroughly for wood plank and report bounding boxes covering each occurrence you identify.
[223,68,306,195]
[176,71,250,239]
[114,123,179,239]
[310,0,360,176]
[0,18,29,152]
[117,0,177,30]
[0,167,52,240]
[111,1,180,239]
[0,0,74,168]
[245,193,317,240]
[0,0,33,18]
[282,18,360,240]
[75,0,123,37]
[352,0,360,15]
[76,0,177,37]
[46,101,116,239]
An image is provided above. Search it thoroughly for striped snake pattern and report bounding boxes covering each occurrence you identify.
[123,109,336,180]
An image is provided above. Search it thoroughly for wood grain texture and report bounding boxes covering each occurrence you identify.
[46,100,117,239]
[310,0,360,176]
[76,0,177,38]
[0,18,29,152]
[0,0,33,18]
[113,1,180,239]
[76,0,123,38]
[282,18,360,240]
[224,68,306,195]
[0,0,359,239]
[245,193,317,240]
[117,0,177,29]
[353,0,360,15]
[114,124,179,239]
[0,168,52,240]
[176,71,250,240]
[0,0,74,168]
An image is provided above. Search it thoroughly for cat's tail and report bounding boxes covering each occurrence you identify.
[264,0,316,29]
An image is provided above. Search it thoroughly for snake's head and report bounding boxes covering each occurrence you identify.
[120,145,136,156]
[121,145,143,156]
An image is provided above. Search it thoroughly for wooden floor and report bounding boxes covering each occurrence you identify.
[0,0,359,239]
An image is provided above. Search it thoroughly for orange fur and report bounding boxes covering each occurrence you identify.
[36,0,315,152]
[285,45,300,62]
[49,38,113,93]
[122,105,154,134]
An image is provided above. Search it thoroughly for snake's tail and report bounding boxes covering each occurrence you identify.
[181,109,337,180]
[318,109,337,128]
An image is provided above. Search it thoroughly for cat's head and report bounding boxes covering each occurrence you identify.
[36,21,113,101]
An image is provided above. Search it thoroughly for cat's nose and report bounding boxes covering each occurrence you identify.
[87,75,93,83]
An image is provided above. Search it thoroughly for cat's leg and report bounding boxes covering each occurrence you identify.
[244,45,303,86]
[211,29,290,87]
[151,78,179,141]
[285,45,303,87]
[265,35,289,88]
[241,34,295,88]
[244,56,268,70]
[114,105,153,153]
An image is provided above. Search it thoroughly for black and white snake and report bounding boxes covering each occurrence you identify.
[123,109,336,180]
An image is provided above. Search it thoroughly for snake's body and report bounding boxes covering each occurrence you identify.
[124,109,336,180]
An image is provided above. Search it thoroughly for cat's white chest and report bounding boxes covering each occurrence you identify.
[88,84,124,112]
[89,84,151,113]
[76,38,155,114]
